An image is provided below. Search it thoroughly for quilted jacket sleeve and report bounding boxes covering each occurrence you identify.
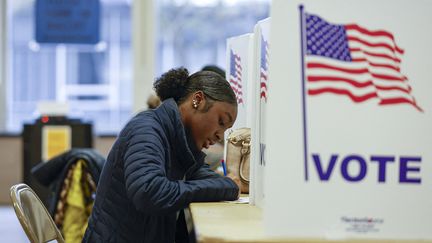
[123,124,239,216]
[188,163,222,179]
[186,164,239,202]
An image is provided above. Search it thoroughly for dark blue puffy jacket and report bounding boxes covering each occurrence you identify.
[82,98,239,243]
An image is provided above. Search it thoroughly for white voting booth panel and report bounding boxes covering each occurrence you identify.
[225,34,258,201]
[264,0,432,240]
[226,34,254,130]
[226,33,258,202]
[250,18,270,208]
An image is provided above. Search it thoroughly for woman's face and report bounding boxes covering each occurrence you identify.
[187,98,237,150]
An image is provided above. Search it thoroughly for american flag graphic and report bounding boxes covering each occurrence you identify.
[260,35,269,102]
[304,13,423,112]
[229,49,244,105]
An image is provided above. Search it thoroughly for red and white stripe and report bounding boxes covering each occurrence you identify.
[260,41,269,102]
[306,24,422,112]
[230,54,244,105]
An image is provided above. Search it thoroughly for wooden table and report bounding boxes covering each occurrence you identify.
[188,201,267,243]
[188,201,432,243]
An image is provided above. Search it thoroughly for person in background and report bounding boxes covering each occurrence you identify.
[82,67,240,243]
[146,93,161,109]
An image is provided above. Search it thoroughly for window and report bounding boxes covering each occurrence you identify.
[5,0,269,134]
[7,0,132,134]
[156,0,270,75]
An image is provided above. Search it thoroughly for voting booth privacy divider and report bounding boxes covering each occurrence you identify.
[252,19,270,208]
[225,33,256,200]
[227,0,432,240]
[226,19,270,206]
[226,34,254,130]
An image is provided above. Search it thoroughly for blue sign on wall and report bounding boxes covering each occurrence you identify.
[35,0,100,44]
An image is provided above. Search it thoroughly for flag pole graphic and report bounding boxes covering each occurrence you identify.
[299,5,309,181]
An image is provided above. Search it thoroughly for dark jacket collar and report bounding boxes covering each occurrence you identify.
[155,98,206,170]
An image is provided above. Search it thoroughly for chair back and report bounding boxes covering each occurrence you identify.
[10,183,65,243]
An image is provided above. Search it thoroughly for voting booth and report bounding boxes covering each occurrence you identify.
[226,19,271,207]
[251,18,270,207]
[225,0,432,240]
[262,0,432,240]
[226,33,258,203]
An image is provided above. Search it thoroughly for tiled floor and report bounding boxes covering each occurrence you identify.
[0,206,29,243]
